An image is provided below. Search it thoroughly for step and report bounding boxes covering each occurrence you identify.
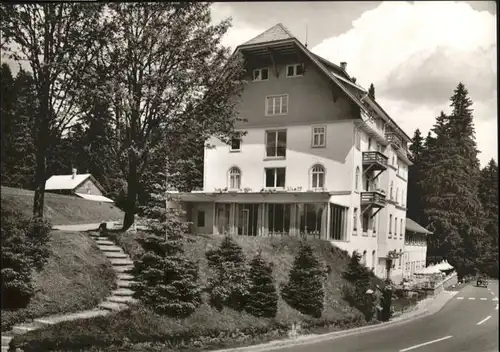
[96,240,114,246]
[117,280,138,288]
[116,273,135,281]
[103,252,128,259]
[98,245,122,252]
[111,288,135,297]
[11,323,40,336]
[98,301,128,312]
[33,310,110,326]
[107,295,138,304]
[113,266,134,273]
[109,258,134,266]
[94,237,112,242]
[1,336,12,345]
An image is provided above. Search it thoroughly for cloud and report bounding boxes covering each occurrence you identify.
[311,1,497,166]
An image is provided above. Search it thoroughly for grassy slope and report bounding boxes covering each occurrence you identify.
[111,231,386,322]
[1,186,124,225]
[2,230,116,331]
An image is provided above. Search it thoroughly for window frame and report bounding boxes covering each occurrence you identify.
[264,167,286,188]
[265,129,287,158]
[229,137,241,152]
[265,94,289,116]
[311,125,326,148]
[394,216,398,237]
[197,210,205,227]
[228,167,241,190]
[389,214,392,235]
[286,63,304,78]
[252,68,269,82]
[353,208,358,232]
[311,164,326,189]
[355,167,360,191]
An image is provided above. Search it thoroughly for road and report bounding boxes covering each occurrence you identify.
[274,280,499,352]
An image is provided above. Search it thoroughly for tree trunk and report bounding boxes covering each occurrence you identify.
[123,149,138,230]
[32,151,47,219]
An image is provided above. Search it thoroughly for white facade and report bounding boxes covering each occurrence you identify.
[175,23,427,284]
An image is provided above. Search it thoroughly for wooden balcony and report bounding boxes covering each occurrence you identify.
[361,191,387,208]
[362,151,388,171]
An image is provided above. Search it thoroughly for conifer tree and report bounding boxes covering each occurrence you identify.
[131,183,202,317]
[342,251,373,320]
[1,68,37,189]
[245,253,278,318]
[281,242,326,318]
[368,83,376,100]
[206,236,249,311]
[478,159,499,277]
[421,84,485,276]
[407,129,425,224]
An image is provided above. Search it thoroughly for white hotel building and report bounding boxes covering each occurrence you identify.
[174,24,431,284]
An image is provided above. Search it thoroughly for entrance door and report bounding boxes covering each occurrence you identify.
[240,209,250,236]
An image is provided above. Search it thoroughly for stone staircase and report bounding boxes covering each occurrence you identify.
[1,229,138,352]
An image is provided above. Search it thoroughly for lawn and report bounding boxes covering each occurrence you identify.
[1,186,124,225]
[11,232,389,351]
[2,230,116,332]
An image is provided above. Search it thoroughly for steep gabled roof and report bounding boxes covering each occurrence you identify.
[235,24,411,141]
[45,173,106,194]
[244,23,294,45]
[45,174,92,191]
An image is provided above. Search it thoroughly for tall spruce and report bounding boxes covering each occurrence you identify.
[407,129,425,224]
[281,242,326,318]
[0,67,38,189]
[206,236,249,311]
[131,183,202,317]
[478,159,499,277]
[245,253,278,318]
[421,84,485,276]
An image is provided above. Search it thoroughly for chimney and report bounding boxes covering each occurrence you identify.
[340,62,347,70]
[351,77,357,83]
[72,168,77,179]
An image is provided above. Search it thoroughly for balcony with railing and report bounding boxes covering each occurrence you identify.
[385,132,403,149]
[362,151,388,171]
[361,191,387,208]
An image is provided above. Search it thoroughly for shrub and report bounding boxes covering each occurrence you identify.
[380,285,393,322]
[342,251,374,321]
[245,253,278,318]
[131,190,202,318]
[1,206,51,309]
[206,236,249,311]
[281,241,326,318]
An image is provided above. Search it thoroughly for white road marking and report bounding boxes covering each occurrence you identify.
[477,316,491,325]
[480,298,487,300]
[468,297,476,300]
[493,297,498,301]
[457,297,464,300]
[399,336,453,352]
[495,304,498,310]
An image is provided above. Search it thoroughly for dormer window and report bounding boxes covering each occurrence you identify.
[253,68,269,81]
[286,64,303,77]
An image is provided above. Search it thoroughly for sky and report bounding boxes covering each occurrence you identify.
[211,1,497,167]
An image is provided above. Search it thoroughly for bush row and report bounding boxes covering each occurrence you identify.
[11,307,365,352]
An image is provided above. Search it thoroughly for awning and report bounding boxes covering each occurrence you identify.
[415,265,442,275]
[406,218,433,235]
[169,191,331,204]
[75,193,114,203]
